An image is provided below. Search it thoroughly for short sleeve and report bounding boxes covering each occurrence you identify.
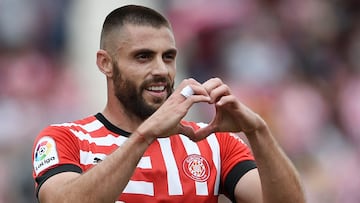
[218,132,254,178]
[32,125,81,183]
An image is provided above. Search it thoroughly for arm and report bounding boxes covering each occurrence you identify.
[241,122,304,203]
[233,123,304,203]
[37,79,210,203]
[194,78,305,203]
[38,131,150,203]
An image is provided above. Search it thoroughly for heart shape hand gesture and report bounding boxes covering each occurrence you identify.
[138,78,266,143]
[187,78,266,141]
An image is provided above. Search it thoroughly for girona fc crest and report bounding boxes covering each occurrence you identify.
[183,154,210,182]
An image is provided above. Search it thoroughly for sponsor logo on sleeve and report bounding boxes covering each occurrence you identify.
[33,136,59,175]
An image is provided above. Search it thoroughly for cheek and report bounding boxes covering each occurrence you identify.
[168,65,176,78]
[120,67,145,84]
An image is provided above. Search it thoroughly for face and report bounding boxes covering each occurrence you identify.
[111,25,177,120]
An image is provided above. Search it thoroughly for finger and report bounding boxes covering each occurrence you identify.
[202,78,233,103]
[208,84,231,104]
[178,123,196,138]
[187,84,210,98]
[178,78,202,90]
[215,94,237,107]
[177,84,211,103]
[202,78,223,93]
[190,125,215,142]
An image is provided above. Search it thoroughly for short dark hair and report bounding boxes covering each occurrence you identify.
[100,5,171,50]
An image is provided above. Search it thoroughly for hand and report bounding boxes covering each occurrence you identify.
[189,78,266,141]
[137,78,210,141]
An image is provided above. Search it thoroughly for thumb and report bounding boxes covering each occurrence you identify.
[178,123,196,139]
[191,124,216,142]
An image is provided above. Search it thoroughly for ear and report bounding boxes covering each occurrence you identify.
[96,49,113,77]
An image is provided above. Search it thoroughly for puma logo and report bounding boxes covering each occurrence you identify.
[93,157,103,164]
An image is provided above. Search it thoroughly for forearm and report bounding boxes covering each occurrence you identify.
[43,132,149,203]
[246,124,305,203]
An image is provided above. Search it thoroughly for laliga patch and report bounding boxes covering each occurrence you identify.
[33,136,59,175]
[182,154,210,182]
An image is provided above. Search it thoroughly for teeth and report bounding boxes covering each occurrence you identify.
[148,86,165,91]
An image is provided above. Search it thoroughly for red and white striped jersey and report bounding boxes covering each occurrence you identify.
[32,113,256,202]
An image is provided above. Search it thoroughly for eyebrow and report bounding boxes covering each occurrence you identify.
[132,49,155,56]
[164,48,177,56]
[131,48,178,56]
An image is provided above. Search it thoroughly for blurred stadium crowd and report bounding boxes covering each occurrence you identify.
[0,0,359,202]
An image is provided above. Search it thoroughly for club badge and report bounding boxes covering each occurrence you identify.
[182,154,210,182]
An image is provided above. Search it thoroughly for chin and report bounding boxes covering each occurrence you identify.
[150,96,166,105]
[150,102,163,110]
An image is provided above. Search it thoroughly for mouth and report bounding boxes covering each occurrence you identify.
[146,85,166,92]
[144,84,168,99]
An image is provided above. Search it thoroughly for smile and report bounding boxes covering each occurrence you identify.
[146,85,166,92]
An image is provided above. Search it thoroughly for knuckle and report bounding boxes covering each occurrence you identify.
[212,77,222,83]
[187,78,197,83]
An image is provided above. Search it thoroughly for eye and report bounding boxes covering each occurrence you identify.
[163,52,176,62]
[136,53,152,61]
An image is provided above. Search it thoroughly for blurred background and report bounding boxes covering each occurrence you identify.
[0,0,359,202]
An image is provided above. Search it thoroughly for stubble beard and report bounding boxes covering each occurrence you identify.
[112,62,174,120]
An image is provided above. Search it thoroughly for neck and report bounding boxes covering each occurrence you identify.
[101,100,144,133]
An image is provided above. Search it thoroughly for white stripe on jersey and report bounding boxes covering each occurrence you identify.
[138,156,152,169]
[123,180,154,196]
[205,131,221,195]
[79,150,151,169]
[196,122,221,195]
[54,119,129,147]
[158,138,183,195]
[179,135,209,196]
[71,130,127,146]
[80,150,107,165]
[52,119,103,132]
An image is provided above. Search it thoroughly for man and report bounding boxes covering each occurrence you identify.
[32,5,305,203]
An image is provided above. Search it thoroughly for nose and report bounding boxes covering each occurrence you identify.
[152,56,169,76]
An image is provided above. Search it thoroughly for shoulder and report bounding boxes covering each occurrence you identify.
[33,115,99,148]
[32,115,98,174]
[49,114,100,131]
[40,114,99,135]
